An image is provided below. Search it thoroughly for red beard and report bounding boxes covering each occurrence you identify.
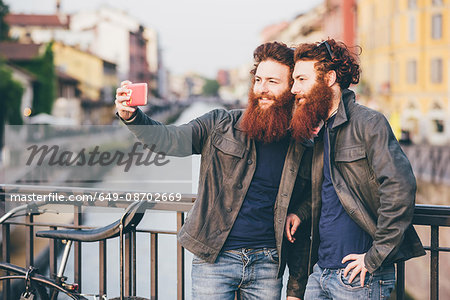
[290,78,334,141]
[241,88,294,143]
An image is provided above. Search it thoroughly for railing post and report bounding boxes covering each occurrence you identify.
[177,212,185,300]
[2,223,10,300]
[430,226,439,300]
[25,213,34,268]
[396,261,405,300]
[132,229,137,296]
[150,233,158,300]
[125,231,132,296]
[99,239,107,297]
[49,226,58,279]
[74,205,82,292]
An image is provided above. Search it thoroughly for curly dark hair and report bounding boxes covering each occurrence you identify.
[250,42,294,76]
[294,38,361,89]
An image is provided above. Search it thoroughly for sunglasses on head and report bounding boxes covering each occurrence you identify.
[318,41,334,60]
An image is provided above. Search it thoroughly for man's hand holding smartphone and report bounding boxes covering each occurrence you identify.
[115,80,148,121]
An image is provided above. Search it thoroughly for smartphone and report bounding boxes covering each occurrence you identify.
[125,83,148,106]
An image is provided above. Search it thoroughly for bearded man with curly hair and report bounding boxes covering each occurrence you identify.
[116,42,313,300]
[285,39,425,300]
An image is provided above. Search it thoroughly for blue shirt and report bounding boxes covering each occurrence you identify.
[222,137,290,250]
[318,115,372,269]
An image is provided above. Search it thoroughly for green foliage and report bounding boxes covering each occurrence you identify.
[0,60,24,126]
[0,0,10,41]
[202,79,220,97]
[16,43,56,115]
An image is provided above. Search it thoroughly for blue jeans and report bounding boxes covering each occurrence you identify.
[191,248,282,300]
[304,263,396,300]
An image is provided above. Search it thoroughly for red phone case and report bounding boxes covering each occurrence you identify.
[126,83,148,106]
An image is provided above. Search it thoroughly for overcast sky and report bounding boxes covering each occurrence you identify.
[5,0,323,78]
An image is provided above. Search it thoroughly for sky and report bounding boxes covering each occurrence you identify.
[5,0,323,78]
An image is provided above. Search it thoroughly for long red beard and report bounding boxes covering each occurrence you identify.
[241,88,294,143]
[290,78,334,141]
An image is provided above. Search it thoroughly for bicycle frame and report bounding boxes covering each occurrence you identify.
[0,200,148,299]
[0,204,84,299]
[49,239,75,300]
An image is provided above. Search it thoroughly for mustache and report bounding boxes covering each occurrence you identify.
[294,94,304,101]
[254,93,275,100]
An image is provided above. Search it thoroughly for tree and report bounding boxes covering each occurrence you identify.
[0,0,10,41]
[0,60,24,152]
[16,42,56,115]
[0,63,24,125]
[0,0,23,151]
[202,79,220,97]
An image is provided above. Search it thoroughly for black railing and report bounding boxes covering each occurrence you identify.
[0,185,449,300]
[0,185,195,300]
[399,204,450,300]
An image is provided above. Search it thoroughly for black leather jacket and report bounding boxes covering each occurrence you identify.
[122,108,313,296]
[301,89,425,275]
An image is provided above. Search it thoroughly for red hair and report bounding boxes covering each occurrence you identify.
[251,42,294,76]
[294,38,361,89]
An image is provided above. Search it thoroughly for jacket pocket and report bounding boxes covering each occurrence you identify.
[212,132,245,158]
[211,132,246,178]
[334,145,372,184]
[334,145,366,162]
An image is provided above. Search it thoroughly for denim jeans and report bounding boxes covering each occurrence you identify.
[304,263,396,300]
[191,248,282,300]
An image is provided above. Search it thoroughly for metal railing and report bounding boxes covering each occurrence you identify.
[0,185,449,300]
[395,204,450,300]
[0,185,194,299]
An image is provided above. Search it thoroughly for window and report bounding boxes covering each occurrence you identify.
[409,16,416,42]
[407,60,417,84]
[431,58,443,83]
[408,0,416,9]
[393,61,399,84]
[432,14,442,39]
[433,120,444,133]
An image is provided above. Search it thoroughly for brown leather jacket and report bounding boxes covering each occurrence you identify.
[291,89,425,280]
[123,108,313,296]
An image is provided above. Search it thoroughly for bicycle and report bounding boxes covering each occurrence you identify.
[0,200,150,300]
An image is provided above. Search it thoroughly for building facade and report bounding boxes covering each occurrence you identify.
[358,0,449,144]
[323,0,357,46]
[261,3,326,45]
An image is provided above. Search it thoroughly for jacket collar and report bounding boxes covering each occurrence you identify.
[234,110,246,131]
[330,88,355,129]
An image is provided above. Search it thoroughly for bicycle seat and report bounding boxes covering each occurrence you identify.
[35,201,150,242]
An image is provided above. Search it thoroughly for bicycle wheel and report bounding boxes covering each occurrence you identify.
[0,263,87,300]
[0,274,49,299]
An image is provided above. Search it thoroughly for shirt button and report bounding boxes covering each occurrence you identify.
[237,183,243,189]
[281,193,288,197]
[278,219,283,223]
[216,229,222,235]
[227,208,232,213]
[247,159,253,165]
